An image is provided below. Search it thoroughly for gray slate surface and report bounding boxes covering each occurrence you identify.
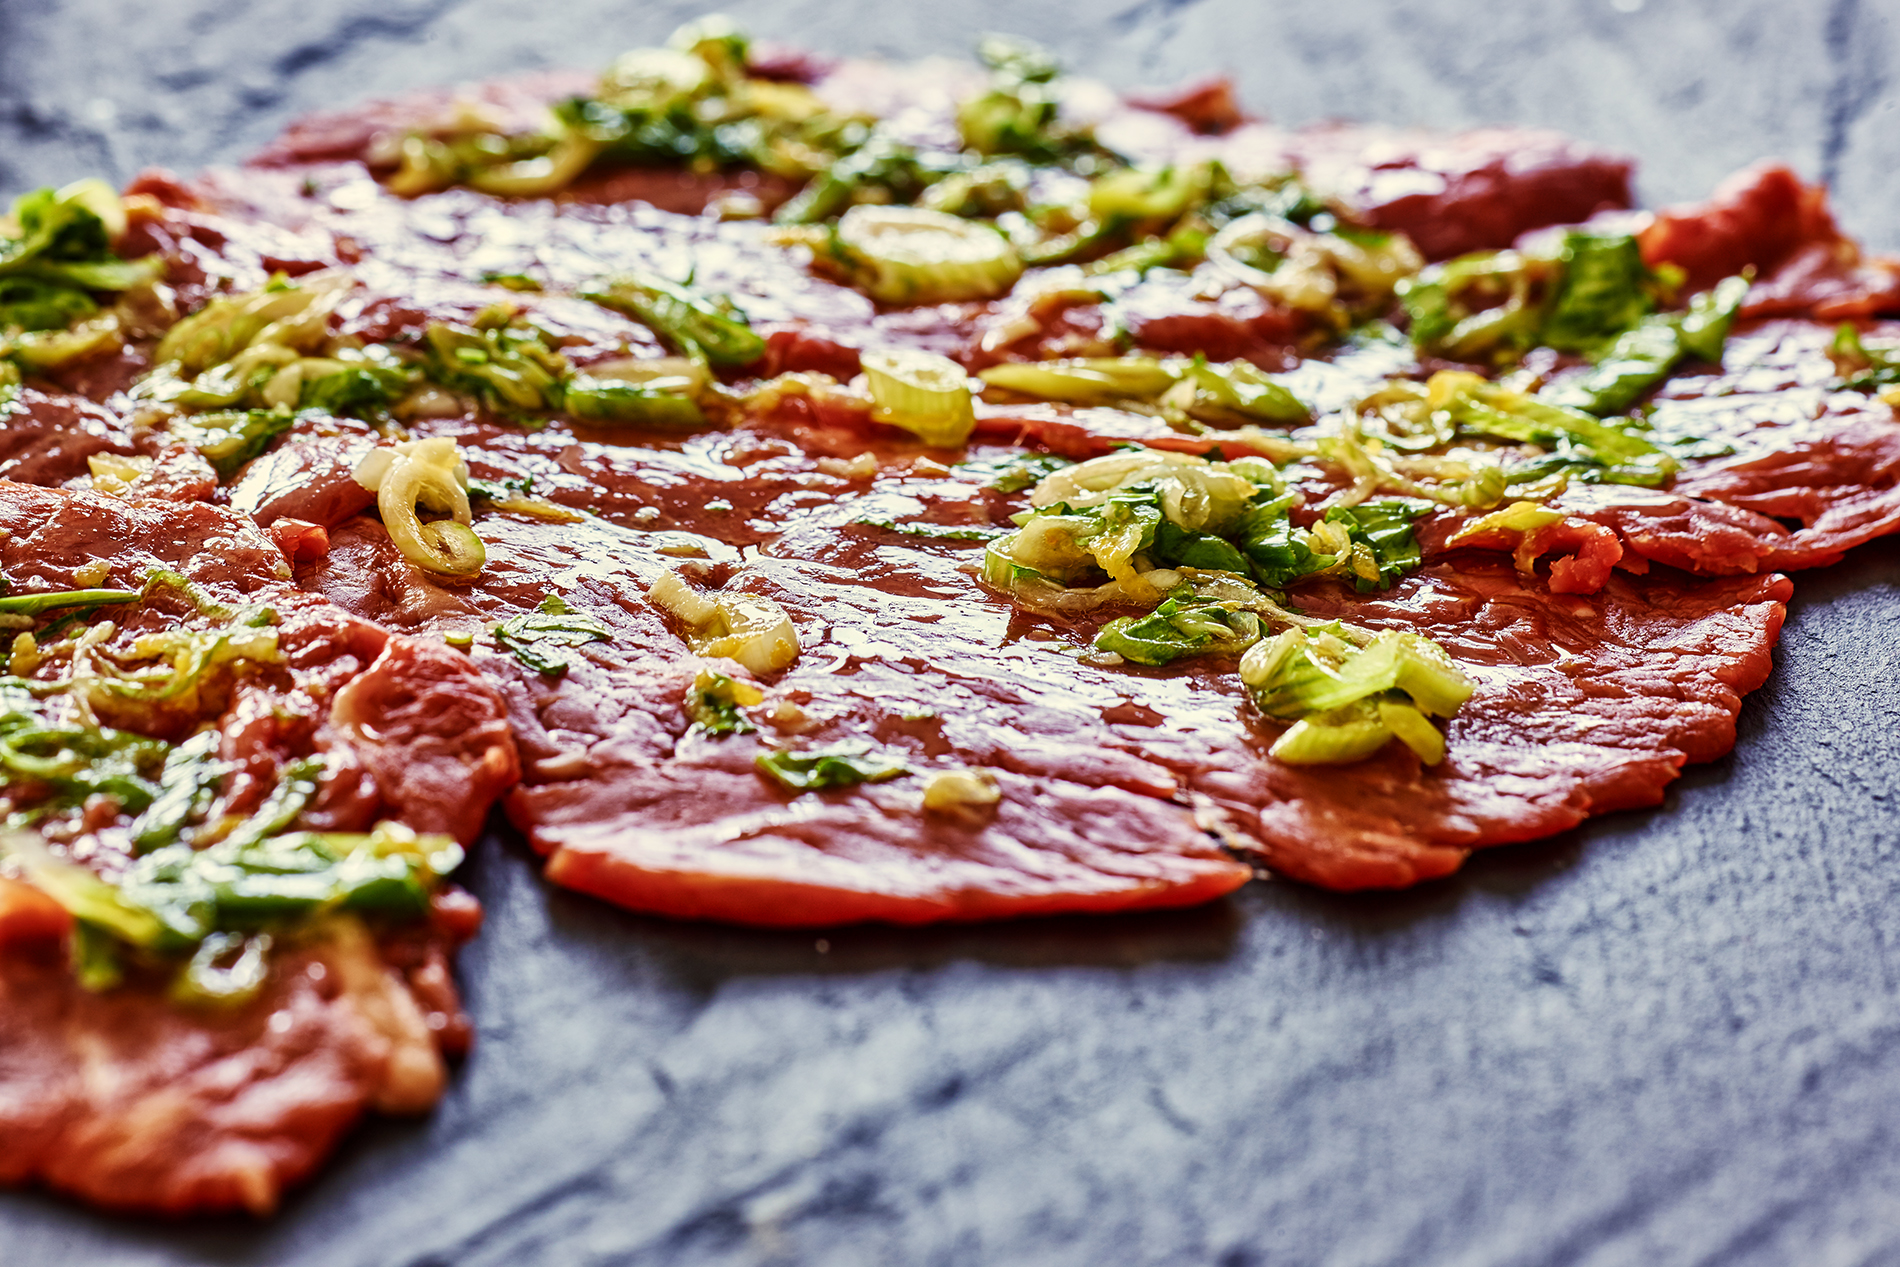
[4,2,1900,1264]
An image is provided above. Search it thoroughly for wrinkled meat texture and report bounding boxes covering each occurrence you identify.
[227,415,379,528]
[0,912,473,1217]
[325,633,522,844]
[0,479,288,599]
[1292,126,1634,261]
[0,483,518,845]
[1651,321,1900,567]
[298,500,1250,926]
[0,390,138,488]
[1639,163,1900,319]
[1182,564,1789,888]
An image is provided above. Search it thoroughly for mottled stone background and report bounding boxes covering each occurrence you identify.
[4,3,1900,1265]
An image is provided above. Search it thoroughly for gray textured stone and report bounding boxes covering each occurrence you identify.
[4,3,1900,1264]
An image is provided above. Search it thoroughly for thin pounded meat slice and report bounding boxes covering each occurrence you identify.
[0,483,515,1214]
[326,634,522,844]
[0,907,476,1217]
[1639,162,1900,319]
[0,389,138,487]
[1292,126,1634,260]
[1655,320,1900,568]
[1180,565,1790,888]
[0,481,520,846]
[298,508,1251,926]
[297,425,1789,908]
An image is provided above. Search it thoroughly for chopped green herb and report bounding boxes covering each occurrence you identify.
[756,741,908,792]
[580,272,765,367]
[1094,591,1263,666]
[493,595,612,676]
[852,517,1004,541]
[685,670,760,737]
[0,588,139,617]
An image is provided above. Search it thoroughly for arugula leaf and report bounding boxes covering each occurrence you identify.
[755,741,907,792]
[493,596,612,676]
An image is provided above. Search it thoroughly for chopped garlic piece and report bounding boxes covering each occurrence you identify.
[648,569,800,674]
[922,769,1001,812]
[8,632,40,677]
[87,453,153,498]
[73,559,112,587]
[817,452,879,480]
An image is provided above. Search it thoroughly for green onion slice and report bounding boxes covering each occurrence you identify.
[834,206,1024,306]
[862,348,978,447]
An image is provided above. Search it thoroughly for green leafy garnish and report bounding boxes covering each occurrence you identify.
[1538,275,1749,416]
[852,517,1004,541]
[1094,591,1263,666]
[1829,321,1900,391]
[685,670,759,737]
[170,407,301,477]
[1240,626,1474,766]
[493,595,612,676]
[0,713,168,813]
[756,741,908,792]
[0,588,139,617]
[579,272,765,367]
[422,319,568,416]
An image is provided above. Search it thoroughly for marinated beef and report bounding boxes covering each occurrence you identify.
[0,483,517,1212]
[0,896,477,1217]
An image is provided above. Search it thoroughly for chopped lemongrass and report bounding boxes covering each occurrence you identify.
[834,205,1024,305]
[862,348,977,447]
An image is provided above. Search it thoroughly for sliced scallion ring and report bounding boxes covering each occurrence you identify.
[834,206,1024,306]
[355,438,486,578]
[861,348,977,447]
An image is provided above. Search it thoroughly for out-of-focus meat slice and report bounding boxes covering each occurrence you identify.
[1639,163,1900,319]
[1126,75,1250,135]
[0,389,137,487]
[1294,126,1634,261]
[249,71,596,169]
[1111,276,1304,368]
[1188,564,1790,889]
[0,916,468,1217]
